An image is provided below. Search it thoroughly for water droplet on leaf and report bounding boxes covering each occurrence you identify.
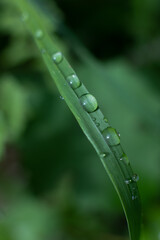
[67,74,81,89]
[80,94,98,113]
[125,179,132,184]
[132,195,137,200]
[100,153,107,158]
[103,117,108,123]
[60,96,64,100]
[131,187,138,200]
[120,153,129,165]
[102,127,120,146]
[52,52,63,64]
[132,174,139,182]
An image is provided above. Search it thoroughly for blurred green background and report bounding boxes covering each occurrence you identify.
[0,0,160,239]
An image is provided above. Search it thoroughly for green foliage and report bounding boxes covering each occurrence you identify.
[0,75,28,139]
[0,0,160,240]
[10,0,142,239]
[0,197,51,240]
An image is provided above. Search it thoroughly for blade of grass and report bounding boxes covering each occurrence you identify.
[11,0,141,239]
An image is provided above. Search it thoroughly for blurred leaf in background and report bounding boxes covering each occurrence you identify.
[0,0,160,240]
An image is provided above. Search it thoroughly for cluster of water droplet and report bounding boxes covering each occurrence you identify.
[21,11,140,203]
[52,52,99,113]
[131,187,138,201]
[92,117,100,127]
[124,174,139,200]
[51,51,139,201]
[100,119,140,200]
[125,174,139,184]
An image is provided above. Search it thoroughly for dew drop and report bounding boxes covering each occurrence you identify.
[66,74,81,89]
[131,187,138,200]
[35,29,44,39]
[60,96,64,100]
[125,179,132,185]
[80,94,98,113]
[132,174,139,182]
[102,127,120,146]
[132,195,137,200]
[52,52,63,64]
[103,117,108,123]
[120,153,129,165]
[100,153,107,158]
[92,117,100,127]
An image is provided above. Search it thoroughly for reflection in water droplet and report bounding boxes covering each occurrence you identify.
[102,127,120,146]
[132,174,139,182]
[52,52,63,64]
[35,29,44,39]
[120,153,129,165]
[80,94,98,113]
[66,74,81,89]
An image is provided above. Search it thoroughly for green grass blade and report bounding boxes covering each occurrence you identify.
[11,0,141,239]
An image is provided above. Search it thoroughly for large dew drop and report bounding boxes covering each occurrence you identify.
[80,94,98,113]
[67,74,81,89]
[52,52,63,64]
[102,127,120,146]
